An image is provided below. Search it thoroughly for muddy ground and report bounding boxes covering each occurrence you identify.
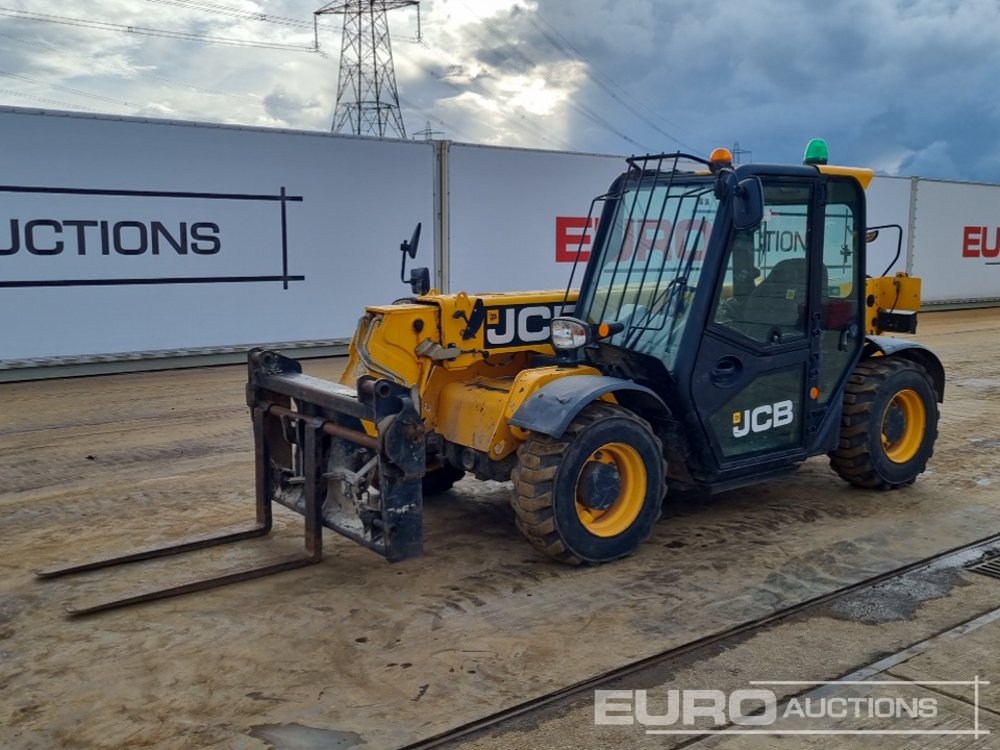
[2,309,1000,749]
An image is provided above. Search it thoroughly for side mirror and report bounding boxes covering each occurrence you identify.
[865,229,879,243]
[401,222,421,259]
[732,176,764,230]
[400,222,429,295]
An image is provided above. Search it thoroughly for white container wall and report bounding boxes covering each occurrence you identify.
[910,179,1000,303]
[445,151,917,297]
[0,108,436,361]
[2,107,998,365]
[445,143,622,294]
[864,176,913,277]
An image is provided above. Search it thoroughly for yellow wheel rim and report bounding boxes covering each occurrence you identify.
[574,442,647,537]
[881,388,926,463]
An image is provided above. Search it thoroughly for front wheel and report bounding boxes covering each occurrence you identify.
[510,402,666,564]
[829,357,939,489]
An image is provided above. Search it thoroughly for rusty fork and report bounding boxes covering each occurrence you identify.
[36,405,325,617]
[36,348,426,617]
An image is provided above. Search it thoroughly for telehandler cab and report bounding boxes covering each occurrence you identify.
[41,140,944,614]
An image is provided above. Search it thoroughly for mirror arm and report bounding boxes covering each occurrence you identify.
[398,221,423,287]
[867,223,904,277]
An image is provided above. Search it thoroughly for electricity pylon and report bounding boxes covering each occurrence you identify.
[316,1,418,138]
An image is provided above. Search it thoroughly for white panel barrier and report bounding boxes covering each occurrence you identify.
[864,176,913,277]
[449,158,984,308]
[446,150,919,298]
[0,108,436,362]
[445,143,622,294]
[3,107,998,371]
[910,179,1000,303]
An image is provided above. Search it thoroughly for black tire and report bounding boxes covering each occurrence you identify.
[510,401,666,564]
[422,462,466,496]
[829,357,938,490]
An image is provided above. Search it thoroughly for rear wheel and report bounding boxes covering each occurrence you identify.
[829,357,938,489]
[511,402,666,564]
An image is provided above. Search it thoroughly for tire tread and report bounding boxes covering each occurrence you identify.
[510,401,665,564]
[829,357,938,490]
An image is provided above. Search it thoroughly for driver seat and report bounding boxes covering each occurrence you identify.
[737,258,823,342]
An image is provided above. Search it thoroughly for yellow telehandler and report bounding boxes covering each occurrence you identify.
[41,140,942,614]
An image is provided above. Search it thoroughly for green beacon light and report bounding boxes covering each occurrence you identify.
[803,138,829,165]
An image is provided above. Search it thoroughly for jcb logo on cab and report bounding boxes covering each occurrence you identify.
[733,400,794,438]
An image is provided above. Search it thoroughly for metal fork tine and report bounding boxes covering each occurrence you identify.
[35,355,422,615]
[49,404,329,616]
[64,553,321,616]
[35,522,270,579]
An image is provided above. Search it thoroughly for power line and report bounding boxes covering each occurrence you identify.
[456,1,534,70]
[0,87,100,112]
[0,70,161,114]
[394,16,556,146]
[527,12,703,153]
[394,20,579,149]
[397,93,476,142]
[141,0,316,28]
[412,50,576,150]
[0,30,264,105]
[0,7,318,52]
[451,0,652,152]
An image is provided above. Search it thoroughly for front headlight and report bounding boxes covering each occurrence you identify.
[550,317,590,350]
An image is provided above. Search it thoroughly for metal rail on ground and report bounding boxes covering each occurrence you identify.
[400,531,1000,749]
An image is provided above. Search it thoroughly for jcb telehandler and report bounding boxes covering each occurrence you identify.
[41,140,943,614]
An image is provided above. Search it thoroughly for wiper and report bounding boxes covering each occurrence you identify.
[622,214,706,349]
[623,275,686,349]
[661,224,703,350]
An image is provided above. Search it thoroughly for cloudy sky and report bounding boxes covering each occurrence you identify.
[0,0,997,181]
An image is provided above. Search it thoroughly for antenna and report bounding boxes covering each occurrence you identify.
[316,1,419,138]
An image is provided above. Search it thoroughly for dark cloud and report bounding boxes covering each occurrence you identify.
[399,0,1000,179]
[3,0,1000,180]
[472,45,533,75]
[902,141,960,179]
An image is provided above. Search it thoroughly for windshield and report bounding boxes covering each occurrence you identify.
[575,171,720,369]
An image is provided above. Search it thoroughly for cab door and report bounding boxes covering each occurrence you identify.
[690,176,865,474]
[691,178,815,472]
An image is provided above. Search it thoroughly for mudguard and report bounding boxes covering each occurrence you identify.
[508,374,668,439]
[864,335,945,402]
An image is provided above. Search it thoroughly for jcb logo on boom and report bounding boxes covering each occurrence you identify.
[733,400,794,438]
[484,302,571,349]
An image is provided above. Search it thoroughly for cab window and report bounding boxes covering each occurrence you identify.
[713,183,812,345]
[816,179,864,404]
